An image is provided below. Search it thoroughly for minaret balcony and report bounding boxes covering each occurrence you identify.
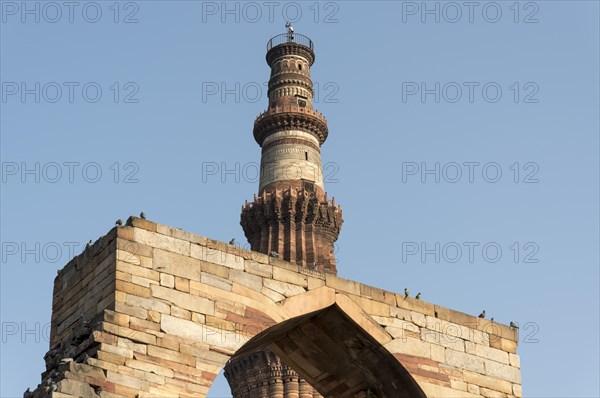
[267,33,313,51]
[253,105,328,146]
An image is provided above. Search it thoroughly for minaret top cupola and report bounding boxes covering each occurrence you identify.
[265,28,316,110]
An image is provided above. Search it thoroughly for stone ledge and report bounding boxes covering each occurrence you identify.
[61,217,518,342]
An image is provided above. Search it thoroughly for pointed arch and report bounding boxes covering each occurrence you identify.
[221,287,427,398]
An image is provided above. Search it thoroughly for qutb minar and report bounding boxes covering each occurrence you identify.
[224,26,342,397]
[240,26,342,275]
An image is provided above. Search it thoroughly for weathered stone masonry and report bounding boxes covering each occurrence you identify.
[27,216,522,398]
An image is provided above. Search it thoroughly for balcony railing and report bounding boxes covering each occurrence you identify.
[267,33,314,51]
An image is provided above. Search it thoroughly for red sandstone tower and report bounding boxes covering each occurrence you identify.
[239,28,343,274]
[224,28,343,397]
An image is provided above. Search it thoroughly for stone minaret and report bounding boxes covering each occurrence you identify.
[224,28,343,397]
[239,28,343,274]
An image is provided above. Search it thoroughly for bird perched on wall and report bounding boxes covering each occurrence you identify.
[115,219,123,226]
[404,288,409,298]
[490,317,494,322]
[478,310,486,318]
[415,292,421,300]
[140,212,146,219]
[86,240,93,248]
[229,238,235,245]
[510,321,519,329]
[269,251,279,258]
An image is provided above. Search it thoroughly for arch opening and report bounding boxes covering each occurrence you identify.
[214,300,427,398]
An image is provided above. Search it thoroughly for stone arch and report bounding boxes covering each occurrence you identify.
[34,223,520,398]
[209,287,427,398]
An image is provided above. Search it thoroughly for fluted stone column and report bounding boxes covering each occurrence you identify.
[283,370,299,398]
[224,348,324,398]
[300,380,323,398]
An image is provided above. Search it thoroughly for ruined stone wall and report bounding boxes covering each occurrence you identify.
[27,217,521,398]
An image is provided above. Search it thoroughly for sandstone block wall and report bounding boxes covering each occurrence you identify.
[27,217,521,398]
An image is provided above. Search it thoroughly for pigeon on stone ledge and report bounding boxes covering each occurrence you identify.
[404,288,409,298]
[478,310,486,318]
[140,212,146,219]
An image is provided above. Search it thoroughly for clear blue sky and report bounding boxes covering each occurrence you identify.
[1,1,598,397]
